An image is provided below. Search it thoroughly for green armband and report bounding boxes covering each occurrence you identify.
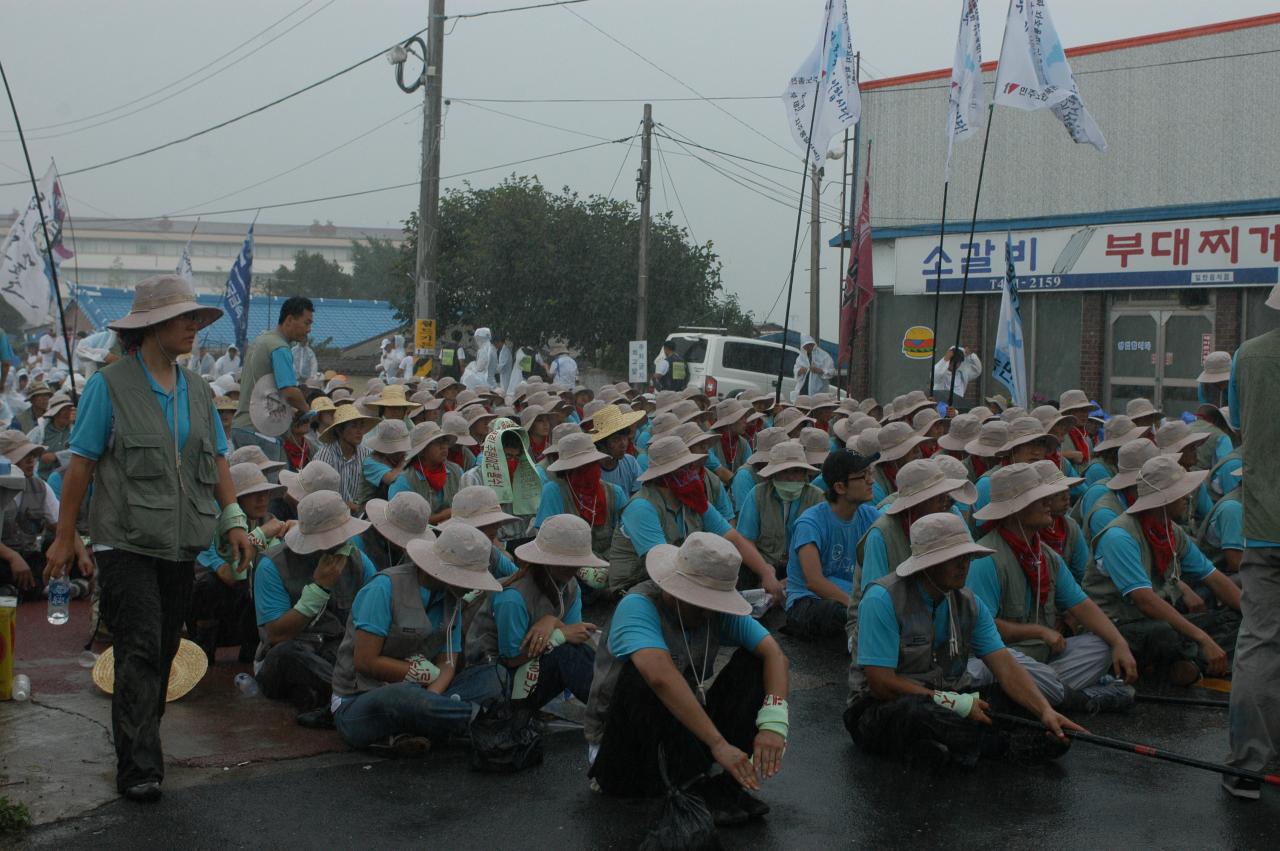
[293,582,331,619]
[575,567,609,589]
[511,658,541,699]
[932,690,976,718]
[547,628,566,651]
[755,698,789,740]
[216,503,250,563]
[404,654,441,685]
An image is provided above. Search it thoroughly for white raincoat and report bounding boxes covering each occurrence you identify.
[461,327,495,389]
[791,335,834,400]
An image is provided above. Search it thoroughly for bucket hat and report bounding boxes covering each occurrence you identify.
[107,274,222,331]
[984,393,1009,412]
[444,485,518,529]
[514,514,608,568]
[579,400,608,428]
[410,391,444,411]
[851,428,880,458]
[228,444,287,474]
[461,404,497,428]
[999,406,1028,423]
[968,405,998,423]
[23,381,53,400]
[876,421,930,463]
[279,460,340,502]
[895,512,993,577]
[435,376,459,392]
[1125,397,1162,423]
[230,461,285,499]
[1058,389,1093,414]
[933,453,971,483]
[454,389,483,411]
[647,411,680,440]
[1001,417,1059,454]
[1106,439,1161,491]
[965,420,1009,458]
[408,421,453,457]
[937,413,981,452]
[365,419,412,455]
[1154,420,1210,457]
[884,458,977,515]
[674,422,717,451]
[857,397,880,415]
[541,422,583,458]
[799,426,832,466]
[94,638,207,702]
[710,399,749,430]
[491,405,516,420]
[637,435,705,482]
[319,404,379,443]
[971,463,1064,521]
[1030,459,1082,492]
[519,404,550,431]
[667,400,704,425]
[441,411,478,447]
[1125,455,1210,514]
[1030,405,1072,436]
[366,492,436,549]
[912,407,943,436]
[645,532,750,616]
[1092,415,1148,452]
[324,376,351,394]
[0,430,45,464]
[758,440,819,478]
[42,390,75,419]
[897,391,934,421]
[596,387,622,404]
[329,387,355,405]
[1195,351,1231,385]
[546,432,610,472]
[590,404,646,442]
[284,490,371,554]
[406,524,502,592]
[773,407,814,432]
[747,427,790,467]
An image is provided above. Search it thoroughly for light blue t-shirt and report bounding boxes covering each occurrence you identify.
[1061,521,1090,583]
[1094,525,1216,598]
[856,582,1004,668]
[857,525,895,592]
[0,333,18,366]
[966,547,1087,618]
[491,585,583,658]
[270,346,298,390]
[784,500,880,610]
[350,574,462,653]
[1228,351,1280,548]
[1205,496,1244,556]
[362,457,392,489]
[618,493,731,560]
[730,466,761,513]
[532,478,625,531]
[607,593,766,661]
[1082,459,1113,488]
[1086,490,1128,539]
[601,454,643,496]
[254,549,378,626]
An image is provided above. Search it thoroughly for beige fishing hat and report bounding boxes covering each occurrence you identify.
[876,421,930,463]
[541,422,583,458]
[228,444,287,474]
[1125,397,1162,423]
[968,405,999,423]
[1125,455,1210,514]
[965,420,1009,458]
[365,419,413,455]
[1106,439,1161,491]
[366,492,436,549]
[747,427,790,467]
[774,407,814,432]
[444,485,518,529]
[0,430,46,464]
[1030,405,1072,436]
[1058,389,1093,414]
[410,391,444,411]
[578,400,608,428]
[884,458,977,515]
[107,274,222,331]
[441,411,478,447]
[94,638,207,702]
[230,461,285,499]
[999,406,1028,423]
[895,512,993,577]
[1001,417,1059,453]
[971,463,1064,522]
[710,398,750,430]
[515,514,608,568]
[408,421,453,457]
[674,422,717,452]
[546,432,610,472]
[1031,459,1082,492]
[912,407,943,436]
[851,428,881,458]
[647,411,680,440]
[407,523,502,592]
[984,393,1009,412]
[646,532,750,616]
[758,440,819,478]
[937,413,981,452]
[897,391,934,420]
[933,453,971,483]
[1154,420,1210,457]
[284,490,371,554]
[799,426,832,466]
[637,435,705,482]
[1195,351,1232,385]
[857,397,880,415]
[519,404,550,431]
[279,459,340,502]
[1092,415,1148,452]
[43,390,75,419]
[319,404,379,443]
[667,400,705,426]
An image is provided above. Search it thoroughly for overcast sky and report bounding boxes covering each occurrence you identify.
[2,1,1273,340]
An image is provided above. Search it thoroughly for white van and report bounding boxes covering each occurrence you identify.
[663,333,801,398]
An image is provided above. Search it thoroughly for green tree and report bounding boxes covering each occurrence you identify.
[273,250,352,300]
[350,237,405,303]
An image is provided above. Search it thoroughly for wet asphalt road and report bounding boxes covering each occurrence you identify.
[19,629,1278,850]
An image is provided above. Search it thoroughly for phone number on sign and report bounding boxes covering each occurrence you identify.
[985,275,1062,291]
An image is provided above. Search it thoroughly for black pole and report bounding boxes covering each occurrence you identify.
[774,3,835,407]
[843,138,870,400]
[1134,693,1229,709]
[836,126,849,402]
[928,180,949,396]
[946,103,996,410]
[0,60,78,404]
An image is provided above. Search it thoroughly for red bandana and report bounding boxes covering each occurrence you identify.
[920,442,939,458]
[1139,512,1178,577]
[448,447,468,468]
[719,431,739,467]
[998,527,1051,607]
[283,436,310,471]
[881,460,901,491]
[529,437,548,463]
[415,457,448,493]
[1067,427,1091,464]
[1039,515,1069,555]
[506,456,519,478]
[970,455,990,478]
[661,466,709,515]
[566,463,607,526]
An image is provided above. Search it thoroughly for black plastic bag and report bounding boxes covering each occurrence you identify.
[639,750,721,851]
[469,701,543,773]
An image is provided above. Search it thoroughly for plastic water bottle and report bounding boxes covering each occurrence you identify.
[12,674,31,701]
[234,673,258,696]
[46,574,70,625]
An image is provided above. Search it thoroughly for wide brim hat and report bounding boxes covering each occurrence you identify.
[278,469,308,502]
[758,442,819,478]
[366,385,423,416]
[1125,466,1210,515]
[971,471,1064,522]
[1,435,46,465]
[1057,390,1092,414]
[1000,424,1060,454]
[310,396,337,414]
[590,405,646,442]
[366,422,413,455]
[1195,351,1232,384]
[637,436,705,482]
[895,514,994,577]
[645,542,751,617]
[93,638,207,701]
[43,391,75,419]
[885,474,978,515]
[319,405,379,443]
[514,530,609,569]
[710,402,749,430]
[230,462,286,498]
[937,420,980,452]
[407,535,502,592]
[876,426,930,463]
[365,498,435,549]
[108,274,222,331]
[284,493,371,554]
[1158,430,1210,457]
[1093,424,1148,452]
[408,422,454,456]
[546,433,610,472]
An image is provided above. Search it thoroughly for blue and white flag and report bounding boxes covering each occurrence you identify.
[782,0,860,165]
[223,223,253,351]
[944,0,985,181]
[992,232,1028,408]
[993,0,1106,151]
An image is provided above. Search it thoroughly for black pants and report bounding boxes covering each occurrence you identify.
[521,643,596,711]
[1119,609,1242,679]
[186,570,257,655]
[844,695,999,767]
[256,637,339,710]
[590,648,763,797]
[784,596,847,640]
[96,549,195,792]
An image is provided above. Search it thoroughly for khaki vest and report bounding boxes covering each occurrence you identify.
[331,563,453,697]
[2,475,48,552]
[584,580,719,745]
[847,574,977,706]
[256,543,367,663]
[1084,489,1125,539]
[848,513,911,646]
[553,479,618,558]
[1188,420,1228,471]
[88,356,219,561]
[977,529,1061,663]
[1084,513,1188,625]
[38,422,70,478]
[709,435,751,477]
[402,461,464,514]
[233,328,289,430]
[749,481,824,566]
[607,486,708,594]
[355,455,395,510]
[465,571,580,665]
[1195,488,1242,570]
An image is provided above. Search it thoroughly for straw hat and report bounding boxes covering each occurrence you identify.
[319,404,379,443]
[875,421,930,463]
[279,460,340,502]
[971,463,1064,521]
[1154,420,1210,457]
[637,435,705,482]
[547,432,610,472]
[406,524,502,593]
[964,420,1009,458]
[366,492,436,548]
[93,638,208,702]
[514,514,608,568]
[445,485,518,529]
[1031,458,1082,492]
[884,458,977,515]
[968,405,998,423]
[1195,351,1232,385]
[228,444,287,474]
[852,428,880,458]
[408,421,453,457]
[107,274,222,331]
[1125,397,1162,423]
[937,413,981,452]
[230,461,285,499]
[645,533,750,616]
[1001,417,1059,454]
[747,427,790,467]
[1092,415,1147,452]
[1106,439,1161,491]
[895,512,993,577]
[441,411,477,446]
[0,431,46,464]
[541,422,582,458]
[310,395,337,414]
[710,398,749,430]
[799,427,832,466]
[1125,455,1210,514]
[366,419,413,455]
[758,440,818,478]
[1058,389,1093,414]
[284,491,371,554]
[590,404,646,442]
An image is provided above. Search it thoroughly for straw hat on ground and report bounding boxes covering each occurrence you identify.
[547,432,610,472]
[645,533,750,616]
[93,638,207,702]
[637,435,705,482]
[896,512,993,577]
[107,274,222,331]
[366,492,436,548]
[284,491,370,554]
[938,413,981,452]
[1125,455,1210,514]
[229,444,287,474]
[230,462,285,499]
[319,404,379,443]
[444,485,518,529]
[279,460,340,502]
[1092,415,1148,452]
[1195,351,1231,385]
[884,458,977,515]
[406,524,502,593]
[514,514,608,568]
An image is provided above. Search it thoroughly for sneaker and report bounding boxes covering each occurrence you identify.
[732,786,771,820]
[1004,725,1072,764]
[694,777,749,828]
[369,734,432,757]
[123,780,162,803]
[1080,676,1137,714]
[295,707,335,730]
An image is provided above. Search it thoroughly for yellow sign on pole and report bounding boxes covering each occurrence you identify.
[415,319,437,353]
[416,357,434,378]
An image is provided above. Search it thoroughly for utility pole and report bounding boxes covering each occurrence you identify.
[636,103,652,344]
[809,165,821,342]
[413,0,446,369]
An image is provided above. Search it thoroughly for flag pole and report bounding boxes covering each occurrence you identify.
[774,2,836,407]
[836,126,849,401]
[844,138,870,399]
[928,180,949,396]
[0,61,78,404]
[946,103,995,410]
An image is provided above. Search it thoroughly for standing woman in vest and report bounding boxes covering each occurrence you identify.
[44,274,251,803]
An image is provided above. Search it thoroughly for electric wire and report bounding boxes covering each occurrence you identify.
[606,121,641,197]
[448,0,591,20]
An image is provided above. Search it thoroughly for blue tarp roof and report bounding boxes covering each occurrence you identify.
[69,285,403,350]
[758,330,840,361]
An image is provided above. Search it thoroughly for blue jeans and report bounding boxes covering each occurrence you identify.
[521,643,596,709]
[333,664,507,749]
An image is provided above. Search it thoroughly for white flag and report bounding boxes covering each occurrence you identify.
[992,233,1029,407]
[993,0,1106,152]
[0,166,61,328]
[782,0,860,165]
[176,240,194,283]
[944,0,985,181]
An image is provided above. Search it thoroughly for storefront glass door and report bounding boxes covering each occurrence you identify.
[1107,306,1215,419]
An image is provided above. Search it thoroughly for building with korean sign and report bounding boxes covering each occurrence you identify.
[832,13,1280,418]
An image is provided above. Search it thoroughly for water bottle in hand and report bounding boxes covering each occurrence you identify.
[234,673,258,696]
[47,574,70,625]
[12,674,31,701]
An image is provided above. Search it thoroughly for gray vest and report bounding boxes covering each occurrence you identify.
[88,356,219,561]
[977,529,1062,664]
[465,571,580,665]
[1085,512,1188,625]
[2,475,49,552]
[708,435,751,477]
[749,481,823,566]
[848,513,911,645]
[233,328,289,430]
[1188,420,1228,471]
[1084,489,1125,539]
[256,542,366,663]
[401,461,464,514]
[554,479,618,559]
[847,574,977,706]
[1195,488,1242,570]
[331,563,454,697]
[584,580,720,745]
[607,486,708,594]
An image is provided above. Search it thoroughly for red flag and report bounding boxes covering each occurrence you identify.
[839,146,874,365]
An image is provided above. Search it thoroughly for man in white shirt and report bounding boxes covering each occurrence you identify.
[932,346,982,401]
[213,345,241,377]
[549,347,578,389]
[38,326,66,372]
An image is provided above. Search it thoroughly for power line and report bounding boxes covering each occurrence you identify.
[606,121,640,197]
[653,135,696,246]
[448,0,591,20]
[661,133,834,219]
[446,94,775,103]
[655,123,798,173]
[449,98,621,142]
